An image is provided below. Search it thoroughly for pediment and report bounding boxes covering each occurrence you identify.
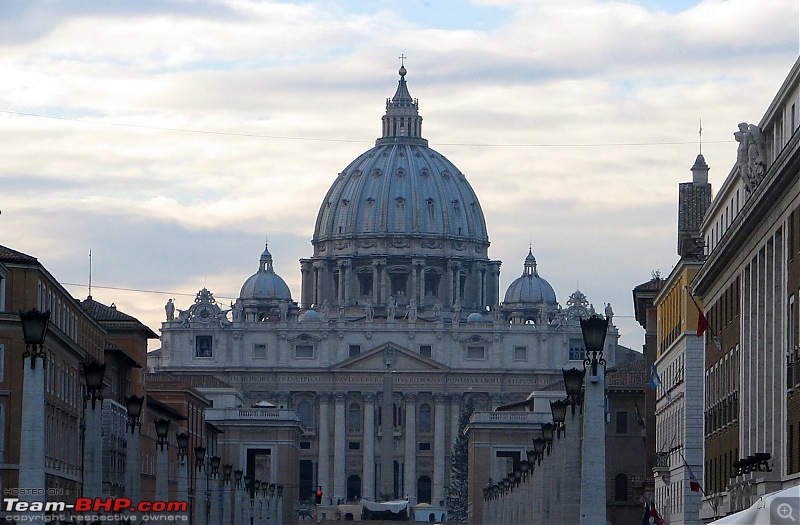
[333,342,449,371]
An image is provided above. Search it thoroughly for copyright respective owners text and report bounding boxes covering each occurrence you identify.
[773,497,800,523]
[2,489,188,522]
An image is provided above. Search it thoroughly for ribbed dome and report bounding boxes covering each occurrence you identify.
[240,243,292,301]
[503,249,557,305]
[311,67,489,258]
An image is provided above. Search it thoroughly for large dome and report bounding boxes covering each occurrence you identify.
[240,243,292,301]
[312,67,489,259]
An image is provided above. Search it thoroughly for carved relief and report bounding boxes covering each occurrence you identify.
[390,238,410,248]
[421,240,441,249]
[735,122,768,194]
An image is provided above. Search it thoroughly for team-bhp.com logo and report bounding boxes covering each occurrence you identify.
[3,497,188,522]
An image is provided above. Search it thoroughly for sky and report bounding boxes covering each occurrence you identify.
[1,0,798,352]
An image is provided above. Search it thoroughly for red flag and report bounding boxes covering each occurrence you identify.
[689,469,701,492]
[696,307,708,337]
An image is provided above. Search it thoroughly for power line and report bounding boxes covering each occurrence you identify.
[0,109,734,148]
[60,281,238,301]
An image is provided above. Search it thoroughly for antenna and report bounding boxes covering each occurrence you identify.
[88,249,92,298]
[699,118,703,155]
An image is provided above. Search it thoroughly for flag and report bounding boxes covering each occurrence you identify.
[650,500,665,525]
[641,499,651,525]
[689,468,702,492]
[696,307,708,337]
[649,364,662,390]
[634,400,645,427]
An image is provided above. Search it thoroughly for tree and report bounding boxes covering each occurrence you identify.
[447,395,475,522]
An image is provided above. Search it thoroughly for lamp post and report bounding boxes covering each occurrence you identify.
[578,315,609,525]
[18,308,49,518]
[154,419,170,501]
[125,394,144,509]
[82,360,105,499]
[209,456,221,525]
[222,463,233,525]
[234,470,244,525]
[194,446,208,525]
[176,431,190,522]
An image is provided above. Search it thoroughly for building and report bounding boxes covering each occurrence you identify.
[651,153,712,524]
[150,66,624,522]
[691,56,800,520]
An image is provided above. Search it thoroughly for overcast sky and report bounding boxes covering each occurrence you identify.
[1,0,798,351]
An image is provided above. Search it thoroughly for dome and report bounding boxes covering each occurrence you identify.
[466,312,486,323]
[311,67,489,259]
[299,309,321,322]
[503,249,557,305]
[240,243,292,301]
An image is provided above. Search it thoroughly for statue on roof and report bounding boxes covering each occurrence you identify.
[165,298,175,321]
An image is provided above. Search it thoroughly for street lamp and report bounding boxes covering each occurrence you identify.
[177,432,190,458]
[223,464,233,484]
[550,399,568,438]
[194,446,206,470]
[580,315,608,377]
[532,437,546,465]
[562,368,585,414]
[541,423,555,454]
[20,309,50,368]
[82,361,105,409]
[210,456,221,478]
[154,419,170,451]
[125,395,144,432]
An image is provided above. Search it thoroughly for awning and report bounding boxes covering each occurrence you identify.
[712,484,800,524]
[362,499,409,514]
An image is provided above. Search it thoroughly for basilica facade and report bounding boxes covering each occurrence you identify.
[150,67,621,522]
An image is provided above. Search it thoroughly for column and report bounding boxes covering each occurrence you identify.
[447,260,455,307]
[579,365,606,525]
[313,262,323,307]
[433,394,447,506]
[381,265,389,305]
[372,261,381,305]
[300,260,312,309]
[363,393,376,501]
[178,455,189,522]
[83,402,103,498]
[195,466,208,525]
[222,478,232,525]
[333,392,347,503]
[337,262,346,305]
[125,426,142,506]
[156,442,169,500]
[318,393,331,498]
[403,393,417,504]
[209,473,221,525]
[19,357,45,518]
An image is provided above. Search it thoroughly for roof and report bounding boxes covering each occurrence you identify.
[607,358,647,389]
[0,245,38,263]
[146,395,187,420]
[81,296,159,338]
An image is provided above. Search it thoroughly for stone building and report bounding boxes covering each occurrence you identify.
[150,67,623,522]
[691,56,800,520]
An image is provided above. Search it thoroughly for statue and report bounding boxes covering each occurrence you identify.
[735,122,768,192]
[165,298,175,321]
[177,309,190,327]
[433,300,443,321]
[365,300,374,321]
[321,299,331,320]
[406,298,417,322]
[387,296,397,320]
[492,304,502,323]
[537,304,548,325]
[338,303,346,320]
[604,303,614,324]
[279,301,289,321]
[452,301,462,323]
[232,301,243,322]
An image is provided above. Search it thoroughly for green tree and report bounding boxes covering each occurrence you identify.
[447,395,475,522]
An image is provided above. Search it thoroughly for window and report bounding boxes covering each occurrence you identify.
[295,344,314,359]
[514,346,527,361]
[616,411,628,434]
[349,345,361,358]
[358,272,373,297]
[424,271,440,297]
[0,344,4,383]
[419,404,432,432]
[419,345,432,358]
[466,346,485,360]
[348,441,361,450]
[348,403,361,432]
[347,475,361,502]
[253,344,267,359]
[417,475,432,504]
[299,441,311,450]
[418,442,431,451]
[297,401,312,427]
[568,339,585,361]
[195,336,212,358]
[614,473,628,501]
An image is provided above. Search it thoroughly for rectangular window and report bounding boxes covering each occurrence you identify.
[299,441,311,450]
[616,411,628,434]
[418,442,431,451]
[253,344,267,359]
[195,336,213,357]
[348,441,361,450]
[0,344,4,383]
[419,345,432,358]
[466,346,485,360]
[349,345,361,358]
[295,345,314,359]
[513,346,527,361]
[569,339,585,361]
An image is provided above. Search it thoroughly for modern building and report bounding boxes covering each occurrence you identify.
[149,66,624,522]
[691,56,800,520]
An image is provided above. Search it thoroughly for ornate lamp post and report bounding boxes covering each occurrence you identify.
[18,309,50,517]
[154,419,170,501]
[82,360,105,499]
[578,315,609,525]
[194,446,207,525]
[176,431,190,521]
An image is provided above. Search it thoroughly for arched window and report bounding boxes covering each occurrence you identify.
[347,474,361,502]
[417,475,432,504]
[297,400,312,428]
[348,403,361,432]
[419,404,432,432]
[614,473,628,501]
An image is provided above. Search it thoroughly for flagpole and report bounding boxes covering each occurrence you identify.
[684,285,722,351]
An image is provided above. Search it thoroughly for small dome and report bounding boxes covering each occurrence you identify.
[466,312,485,323]
[503,248,557,305]
[239,243,293,301]
[300,309,321,322]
